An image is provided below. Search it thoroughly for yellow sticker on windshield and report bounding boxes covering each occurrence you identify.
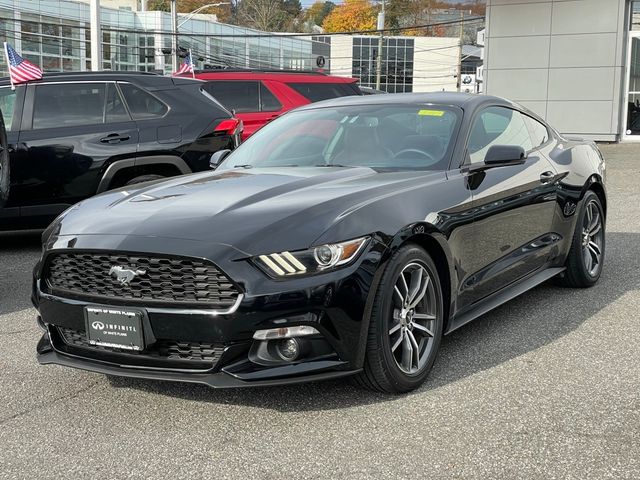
[418,109,445,117]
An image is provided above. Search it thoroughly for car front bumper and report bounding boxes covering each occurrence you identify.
[36,332,360,388]
[33,234,386,387]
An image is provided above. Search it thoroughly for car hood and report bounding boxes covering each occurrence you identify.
[55,167,444,255]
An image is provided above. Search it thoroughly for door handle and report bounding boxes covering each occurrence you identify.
[539,171,555,184]
[100,134,130,143]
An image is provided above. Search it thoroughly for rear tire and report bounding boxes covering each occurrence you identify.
[354,244,443,393]
[124,174,165,186]
[557,190,605,288]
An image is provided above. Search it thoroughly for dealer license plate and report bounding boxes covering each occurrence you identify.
[84,306,144,351]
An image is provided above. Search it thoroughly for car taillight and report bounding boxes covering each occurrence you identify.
[214,118,242,136]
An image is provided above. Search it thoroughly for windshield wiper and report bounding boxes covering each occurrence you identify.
[233,164,254,169]
[314,164,351,168]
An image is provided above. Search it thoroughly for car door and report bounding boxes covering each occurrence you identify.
[13,81,138,217]
[463,106,558,304]
[118,82,175,160]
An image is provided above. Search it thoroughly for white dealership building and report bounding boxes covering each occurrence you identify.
[323,35,460,93]
[484,0,640,141]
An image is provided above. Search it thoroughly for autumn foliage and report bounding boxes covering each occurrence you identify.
[322,0,376,33]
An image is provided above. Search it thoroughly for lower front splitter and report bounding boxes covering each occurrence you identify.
[37,348,361,389]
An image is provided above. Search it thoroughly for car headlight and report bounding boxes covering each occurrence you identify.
[254,237,369,277]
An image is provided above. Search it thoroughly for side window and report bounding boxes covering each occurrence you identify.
[524,115,550,148]
[260,83,282,112]
[33,83,106,129]
[287,82,358,102]
[203,81,260,113]
[0,88,17,131]
[119,83,168,120]
[468,107,533,164]
[105,83,131,123]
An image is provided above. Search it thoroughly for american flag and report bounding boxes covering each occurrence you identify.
[174,50,194,76]
[4,42,43,85]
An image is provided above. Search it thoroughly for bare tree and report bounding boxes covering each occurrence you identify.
[237,0,288,32]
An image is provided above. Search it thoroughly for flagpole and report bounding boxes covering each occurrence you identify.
[3,42,15,91]
[190,49,195,79]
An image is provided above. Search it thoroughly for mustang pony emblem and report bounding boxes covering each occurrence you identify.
[109,266,146,285]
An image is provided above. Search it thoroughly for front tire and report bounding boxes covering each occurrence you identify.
[558,190,605,288]
[355,244,443,393]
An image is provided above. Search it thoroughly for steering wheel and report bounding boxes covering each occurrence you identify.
[393,148,437,166]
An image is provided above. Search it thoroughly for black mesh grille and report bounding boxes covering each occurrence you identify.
[45,252,240,307]
[58,327,224,366]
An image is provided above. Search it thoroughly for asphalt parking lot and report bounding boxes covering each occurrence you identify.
[0,144,638,480]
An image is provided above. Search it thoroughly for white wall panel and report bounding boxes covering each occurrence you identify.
[489,3,552,37]
[551,0,620,35]
[548,68,615,101]
[485,69,549,100]
[484,0,627,140]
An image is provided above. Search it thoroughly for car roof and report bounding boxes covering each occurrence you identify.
[295,92,516,111]
[0,71,203,89]
[190,69,358,84]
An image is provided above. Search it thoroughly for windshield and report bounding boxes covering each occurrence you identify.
[218,104,462,171]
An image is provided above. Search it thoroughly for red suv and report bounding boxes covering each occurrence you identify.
[190,70,363,140]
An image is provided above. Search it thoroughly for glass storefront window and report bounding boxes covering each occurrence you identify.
[632,1,640,30]
[352,37,414,93]
[626,37,640,134]
[0,0,324,76]
[42,56,61,71]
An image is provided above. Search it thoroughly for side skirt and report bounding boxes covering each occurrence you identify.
[445,267,565,335]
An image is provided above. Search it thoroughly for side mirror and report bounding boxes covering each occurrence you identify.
[484,145,527,166]
[210,149,231,169]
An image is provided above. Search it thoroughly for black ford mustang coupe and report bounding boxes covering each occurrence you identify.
[34,93,606,393]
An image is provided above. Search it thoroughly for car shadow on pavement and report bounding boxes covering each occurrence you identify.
[108,231,640,411]
[0,230,42,315]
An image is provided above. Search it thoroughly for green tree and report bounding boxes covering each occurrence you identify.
[304,1,335,27]
[146,0,169,12]
[283,0,302,18]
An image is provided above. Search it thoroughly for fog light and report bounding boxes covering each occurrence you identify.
[277,338,300,361]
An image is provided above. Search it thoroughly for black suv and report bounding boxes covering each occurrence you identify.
[0,72,241,230]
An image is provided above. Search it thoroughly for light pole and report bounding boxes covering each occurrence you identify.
[170,0,178,71]
[178,2,230,28]
[456,10,464,91]
[375,0,385,90]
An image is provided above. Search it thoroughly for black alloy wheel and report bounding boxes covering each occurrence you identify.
[558,190,605,288]
[355,244,443,393]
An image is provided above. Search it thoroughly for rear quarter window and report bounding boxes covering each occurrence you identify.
[286,82,359,102]
[524,115,550,148]
[119,83,168,120]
